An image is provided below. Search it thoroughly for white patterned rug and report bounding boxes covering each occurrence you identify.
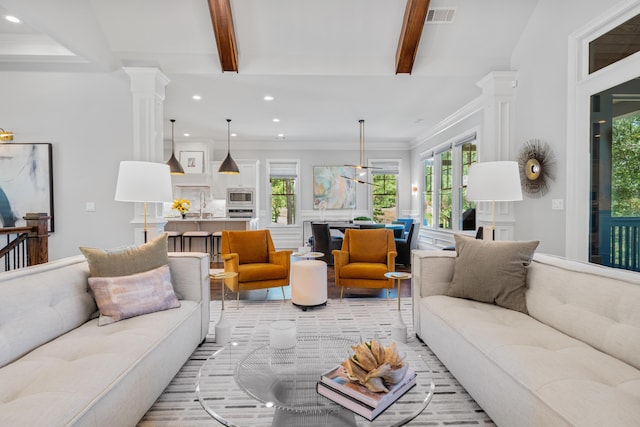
[138,298,494,426]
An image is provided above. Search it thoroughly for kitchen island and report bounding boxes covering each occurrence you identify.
[165,217,259,254]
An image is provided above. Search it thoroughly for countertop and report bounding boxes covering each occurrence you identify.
[165,217,255,222]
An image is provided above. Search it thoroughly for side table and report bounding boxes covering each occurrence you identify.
[384,272,412,343]
[290,252,327,310]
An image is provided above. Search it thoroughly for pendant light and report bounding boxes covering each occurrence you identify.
[342,119,378,185]
[166,119,184,175]
[218,119,240,174]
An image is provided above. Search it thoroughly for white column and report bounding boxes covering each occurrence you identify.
[476,71,518,240]
[124,67,171,244]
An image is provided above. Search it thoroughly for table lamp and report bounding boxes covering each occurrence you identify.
[115,161,173,243]
[466,161,522,239]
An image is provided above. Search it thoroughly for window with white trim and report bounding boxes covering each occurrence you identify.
[370,160,399,224]
[268,160,298,225]
[423,132,477,231]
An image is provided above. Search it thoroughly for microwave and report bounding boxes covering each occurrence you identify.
[227,188,255,206]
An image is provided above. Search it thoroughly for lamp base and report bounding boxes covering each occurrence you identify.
[215,311,232,344]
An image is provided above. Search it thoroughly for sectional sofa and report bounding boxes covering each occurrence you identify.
[412,242,640,426]
[0,251,210,426]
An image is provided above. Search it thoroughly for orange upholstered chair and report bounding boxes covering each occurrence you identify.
[221,229,292,306]
[332,228,397,300]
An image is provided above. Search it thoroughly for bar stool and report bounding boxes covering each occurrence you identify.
[182,231,213,256]
[166,231,183,251]
[211,231,222,262]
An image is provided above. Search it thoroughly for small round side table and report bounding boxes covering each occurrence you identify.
[210,271,237,344]
[384,271,412,343]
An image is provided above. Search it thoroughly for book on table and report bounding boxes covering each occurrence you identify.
[316,364,417,421]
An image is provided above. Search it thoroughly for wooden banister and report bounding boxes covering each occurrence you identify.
[0,212,49,270]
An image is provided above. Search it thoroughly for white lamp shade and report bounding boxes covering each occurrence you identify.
[114,161,173,203]
[466,161,523,202]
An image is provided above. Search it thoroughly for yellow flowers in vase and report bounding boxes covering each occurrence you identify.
[172,199,191,218]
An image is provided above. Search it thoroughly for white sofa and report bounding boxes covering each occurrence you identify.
[412,250,640,427]
[0,252,210,426]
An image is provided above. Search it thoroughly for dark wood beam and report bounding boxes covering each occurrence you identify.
[395,0,431,74]
[208,0,238,72]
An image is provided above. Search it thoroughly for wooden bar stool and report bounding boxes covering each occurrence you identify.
[166,231,183,251]
[182,231,213,256]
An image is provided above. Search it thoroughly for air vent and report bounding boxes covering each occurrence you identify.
[426,8,455,24]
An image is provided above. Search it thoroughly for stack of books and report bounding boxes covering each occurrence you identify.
[316,364,417,421]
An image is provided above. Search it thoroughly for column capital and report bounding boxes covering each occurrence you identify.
[123,67,170,96]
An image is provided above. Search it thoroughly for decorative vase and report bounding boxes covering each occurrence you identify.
[181,213,187,219]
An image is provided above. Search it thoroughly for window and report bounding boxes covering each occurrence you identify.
[422,132,477,232]
[439,150,452,229]
[424,158,434,227]
[460,141,477,230]
[370,160,399,224]
[268,160,298,225]
[372,174,397,223]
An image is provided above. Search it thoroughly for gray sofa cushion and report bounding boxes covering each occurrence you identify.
[446,234,539,313]
[79,233,168,278]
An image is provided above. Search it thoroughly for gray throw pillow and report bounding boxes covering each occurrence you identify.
[80,233,169,277]
[446,234,539,313]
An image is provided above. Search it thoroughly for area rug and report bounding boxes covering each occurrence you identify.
[138,298,494,426]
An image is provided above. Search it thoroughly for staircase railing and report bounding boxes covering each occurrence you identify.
[0,213,50,272]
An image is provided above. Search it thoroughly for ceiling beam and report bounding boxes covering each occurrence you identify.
[395,0,431,74]
[208,0,238,72]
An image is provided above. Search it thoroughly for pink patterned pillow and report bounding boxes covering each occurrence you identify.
[88,264,180,326]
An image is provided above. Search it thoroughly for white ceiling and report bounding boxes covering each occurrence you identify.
[0,0,539,146]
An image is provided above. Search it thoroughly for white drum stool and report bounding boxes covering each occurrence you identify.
[290,259,327,310]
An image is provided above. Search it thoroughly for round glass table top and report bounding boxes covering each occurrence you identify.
[196,335,435,426]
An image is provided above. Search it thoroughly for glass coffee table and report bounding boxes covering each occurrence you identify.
[196,335,435,426]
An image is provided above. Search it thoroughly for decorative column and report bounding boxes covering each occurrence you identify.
[476,71,518,240]
[124,67,171,244]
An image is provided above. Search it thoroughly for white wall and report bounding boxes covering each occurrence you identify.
[409,0,625,256]
[510,0,619,255]
[0,71,135,260]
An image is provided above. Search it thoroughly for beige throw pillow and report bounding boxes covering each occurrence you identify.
[446,234,539,313]
[80,233,168,277]
[88,264,180,326]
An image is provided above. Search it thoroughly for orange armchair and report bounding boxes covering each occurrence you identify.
[221,230,292,305]
[332,228,397,300]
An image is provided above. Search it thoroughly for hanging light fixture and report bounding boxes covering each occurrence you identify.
[342,119,378,185]
[218,119,240,174]
[166,119,184,175]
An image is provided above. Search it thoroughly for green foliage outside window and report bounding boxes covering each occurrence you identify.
[460,143,477,230]
[612,115,640,217]
[372,174,397,223]
[439,151,452,229]
[424,158,433,227]
[271,177,295,224]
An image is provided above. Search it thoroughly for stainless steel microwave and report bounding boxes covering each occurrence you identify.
[227,188,255,206]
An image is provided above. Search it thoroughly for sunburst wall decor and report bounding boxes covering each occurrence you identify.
[517,139,556,197]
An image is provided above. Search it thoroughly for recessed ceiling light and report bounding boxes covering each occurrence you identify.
[272,118,280,123]
[264,95,274,101]
[5,15,20,23]
[231,133,237,137]
[192,95,201,100]
[183,133,190,137]
[277,133,284,138]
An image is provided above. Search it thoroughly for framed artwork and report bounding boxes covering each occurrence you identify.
[179,151,205,174]
[0,143,54,232]
[313,166,356,209]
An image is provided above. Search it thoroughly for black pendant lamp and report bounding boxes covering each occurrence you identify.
[218,119,240,174]
[166,119,184,175]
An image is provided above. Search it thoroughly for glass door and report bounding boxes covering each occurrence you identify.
[590,78,640,271]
